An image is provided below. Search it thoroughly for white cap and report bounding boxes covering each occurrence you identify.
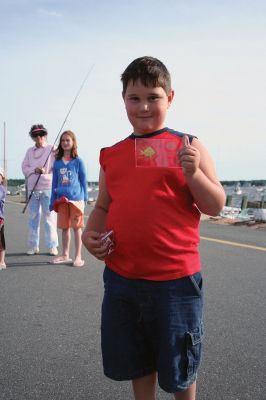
[0,167,5,177]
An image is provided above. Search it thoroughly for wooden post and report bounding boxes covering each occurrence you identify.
[226,195,232,207]
[241,195,248,210]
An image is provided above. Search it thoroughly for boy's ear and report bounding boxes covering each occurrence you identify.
[167,89,174,108]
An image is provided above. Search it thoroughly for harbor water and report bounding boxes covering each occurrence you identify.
[223,184,266,208]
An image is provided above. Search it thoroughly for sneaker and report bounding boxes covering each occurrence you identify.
[49,247,58,256]
[0,263,6,269]
[26,248,40,255]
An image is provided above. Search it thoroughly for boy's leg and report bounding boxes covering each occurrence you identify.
[174,382,196,400]
[101,268,156,389]
[132,373,157,400]
[153,273,203,396]
[28,193,41,250]
[40,190,58,250]
[133,377,196,400]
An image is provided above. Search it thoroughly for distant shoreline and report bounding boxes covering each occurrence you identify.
[6,179,266,187]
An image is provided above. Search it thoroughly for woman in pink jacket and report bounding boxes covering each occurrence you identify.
[22,124,58,255]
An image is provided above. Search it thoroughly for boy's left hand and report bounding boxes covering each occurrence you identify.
[179,135,200,177]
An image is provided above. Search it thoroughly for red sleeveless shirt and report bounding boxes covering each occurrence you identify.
[100,128,201,281]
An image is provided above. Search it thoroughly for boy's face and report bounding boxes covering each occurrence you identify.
[123,79,174,135]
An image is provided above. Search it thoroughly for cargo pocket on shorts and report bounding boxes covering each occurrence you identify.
[185,323,203,381]
[188,273,203,297]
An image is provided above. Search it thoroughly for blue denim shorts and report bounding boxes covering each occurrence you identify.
[101,267,204,393]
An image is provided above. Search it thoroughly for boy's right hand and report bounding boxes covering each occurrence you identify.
[82,230,111,261]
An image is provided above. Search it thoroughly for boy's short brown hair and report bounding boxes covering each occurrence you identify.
[121,56,172,97]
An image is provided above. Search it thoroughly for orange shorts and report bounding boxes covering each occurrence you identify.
[57,202,84,229]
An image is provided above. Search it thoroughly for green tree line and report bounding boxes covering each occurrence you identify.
[7,179,100,187]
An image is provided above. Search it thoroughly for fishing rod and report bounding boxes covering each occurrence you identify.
[22,65,94,214]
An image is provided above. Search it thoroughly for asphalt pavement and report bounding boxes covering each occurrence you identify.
[0,200,265,400]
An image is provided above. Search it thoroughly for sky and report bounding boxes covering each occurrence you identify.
[0,0,266,181]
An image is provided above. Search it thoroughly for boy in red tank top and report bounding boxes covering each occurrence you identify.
[82,57,225,400]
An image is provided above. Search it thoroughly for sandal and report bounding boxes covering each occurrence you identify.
[73,260,85,268]
[51,257,72,265]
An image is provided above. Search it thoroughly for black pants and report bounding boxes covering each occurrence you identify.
[0,224,6,251]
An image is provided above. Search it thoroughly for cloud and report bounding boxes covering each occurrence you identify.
[37,8,62,18]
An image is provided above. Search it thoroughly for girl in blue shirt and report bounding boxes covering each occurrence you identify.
[50,131,88,267]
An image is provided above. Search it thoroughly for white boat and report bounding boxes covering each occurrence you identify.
[87,186,99,203]
[253,209,266,222]
[234,183,242,195]
[220,206,241,219]
[237,208,256,222]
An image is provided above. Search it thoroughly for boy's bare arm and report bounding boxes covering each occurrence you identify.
[82,168,112,260]
[179,136,226,216]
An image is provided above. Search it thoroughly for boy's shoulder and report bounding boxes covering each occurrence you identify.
[166,128,186,137]
[165,128,197,143]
